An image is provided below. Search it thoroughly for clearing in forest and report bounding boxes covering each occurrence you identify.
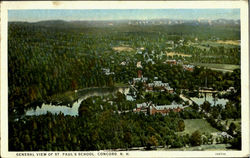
[192,63,240,72]
[113,46,134,52]
[166,52,192,57]
[216,40,240,46]
[180,119,219,135]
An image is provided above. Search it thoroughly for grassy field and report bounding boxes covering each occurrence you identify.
[112,46,134,52]
[180,119,220,135]
[188,40,239,51]
[202,41,239,48]
[192,63,240,72]
[216,40,240,46]
[157,144,236,151]
[166,51,192,57]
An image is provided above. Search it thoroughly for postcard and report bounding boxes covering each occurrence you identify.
[1,1,249,158]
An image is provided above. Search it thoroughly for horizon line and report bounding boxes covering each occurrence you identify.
[8,9,240,22]
[8,18,241,23]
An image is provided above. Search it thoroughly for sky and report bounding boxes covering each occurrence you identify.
[8,9,240,22]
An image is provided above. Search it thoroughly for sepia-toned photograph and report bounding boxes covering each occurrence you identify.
[1,1,249,158]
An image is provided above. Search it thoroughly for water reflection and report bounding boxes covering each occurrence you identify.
[26,100,83,116]
[25,87,130,116]
[191,93,228,106]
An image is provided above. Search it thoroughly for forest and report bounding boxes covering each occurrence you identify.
[8,20,241,151]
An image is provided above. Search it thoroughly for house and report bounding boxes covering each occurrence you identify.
[146,58,155,64]
[183,64,194,72]
[165,86,174,93]
[227,87,236,93]
[120,61,126,66]
[177,60,183,65]
[137,50,143,54]
[217,132,233,139]
[137,61,143,68]
[166,41,174,45]
[102,68,115,75]
[166,59,177,65]
[133,102,151,114]
[138,70,142,78]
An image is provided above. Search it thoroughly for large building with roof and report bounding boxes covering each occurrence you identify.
[133,102,184,115]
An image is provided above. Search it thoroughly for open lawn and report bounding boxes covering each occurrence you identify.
[191,63,240,72]
[166,52,192,57]
[180,119,220,135]
[188,42,210,51]
[187,40,239,51]
[114,82,130,87]
[201,41,239,48]
[157,144,235,151]
[217,40,240,46]
[112,46,134,52]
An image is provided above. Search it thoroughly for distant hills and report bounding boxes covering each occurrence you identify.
[9,19,240,28]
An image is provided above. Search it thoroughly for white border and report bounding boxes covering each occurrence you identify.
[1,1,249,158]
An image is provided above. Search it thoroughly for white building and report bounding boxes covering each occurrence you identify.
[137,61,143,68]
[102,68,115,75]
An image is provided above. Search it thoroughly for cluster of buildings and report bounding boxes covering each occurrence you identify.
[166,39,184,49]
[146,81,174,93]
[132,70,148,83]
[133,102,184,115]
[165,59,194,72]
[132,70,174,93]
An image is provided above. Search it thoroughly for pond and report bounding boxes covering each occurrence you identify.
[190,93,228,106]
[25,87,130,116]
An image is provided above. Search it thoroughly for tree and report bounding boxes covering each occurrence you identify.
[228,122,237,136]
[124,132,132,148]
[190,130,202,146]
[211,106,220,119]
[177,120,185,132]
[191,102,199,111]
[146,136,158,150]
[71,80,78,90]
[201,101,211,113]
[229,131,241,150]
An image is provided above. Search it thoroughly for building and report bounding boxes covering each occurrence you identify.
[149,104,183,115]
[166,40,174,45]
[183,64,194,72]
[102,68,115,75]
[133,77,148,83]
[132,70,149,84]
[133,102,184,115]
[227,87,236,93]
[137,61,143,68]
[133,102,151,114]
[138,70,142,78]
[120,61,127,66]
[146,81,173,93]
[166,59,177,65]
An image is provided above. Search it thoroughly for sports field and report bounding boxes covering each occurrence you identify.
[180,119,220,135]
